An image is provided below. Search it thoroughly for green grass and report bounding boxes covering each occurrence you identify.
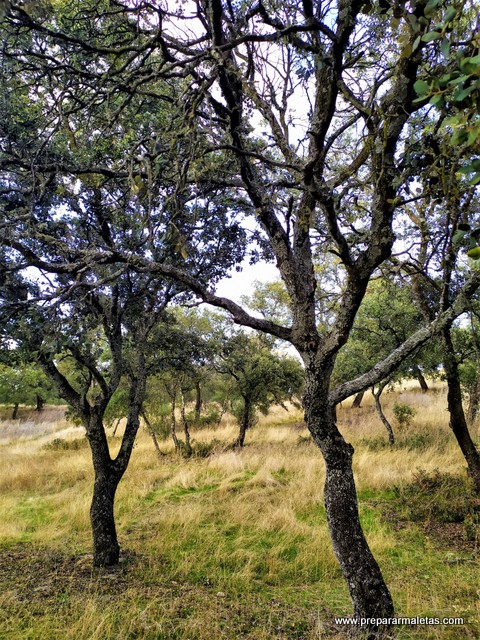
[1,393,479,638]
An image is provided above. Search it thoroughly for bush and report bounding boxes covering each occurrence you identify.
[65,407,83,427]
[397,469,479,523]
[187,407,221,428]
[392,402,416,428]
[191,439,224,458]
[43,437,87,451]
[360,433,434,451]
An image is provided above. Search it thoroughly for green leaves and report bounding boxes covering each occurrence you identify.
[414,80,430,95]
[424,0,442,18]
[421,31,442,42]
[467,246,480,260]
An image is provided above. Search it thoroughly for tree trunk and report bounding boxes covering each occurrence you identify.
[169,393,180,451]
[11,402,19,420]
[233,397,252,448]
[305,366,394,631]
[416,371,429,393]
[467,378,480,426]
[443,330,480,494]
[85,413,122,567]
[142,411,164,459]
[90,469,120,566]
[372,383,395,445]
[180,388,192,456]
[351,390,364,408]
[194,380,202,422]
[112,417,122,436]
[35,394,45,412]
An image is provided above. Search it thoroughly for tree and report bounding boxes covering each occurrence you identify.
[2,0,480,631]
[390,104,480,492]
[455,314,480,425]
[0,361,57,418]
[1,0,252,566]
[1,262,177,566]
[216,331,303,447]
[333,278,441,442]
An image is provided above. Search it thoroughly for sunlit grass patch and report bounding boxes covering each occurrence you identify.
[1,385,479,638]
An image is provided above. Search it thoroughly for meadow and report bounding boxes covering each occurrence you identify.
[0,385,479,639]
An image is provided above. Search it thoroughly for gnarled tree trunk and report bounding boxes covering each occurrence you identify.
[443,329,480,494]
[304,364,394,630]
[90,468,121,566]
[87,418,121,566]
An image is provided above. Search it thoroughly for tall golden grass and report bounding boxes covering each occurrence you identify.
[0,386,478,639]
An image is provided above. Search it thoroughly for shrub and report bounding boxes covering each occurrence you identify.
[43,437,87,451]
[191,439,224,458]
[392,402,416,428]
[397,469,479,523]
[187,407,221,428]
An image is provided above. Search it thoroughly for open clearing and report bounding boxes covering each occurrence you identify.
[0,386,479,639]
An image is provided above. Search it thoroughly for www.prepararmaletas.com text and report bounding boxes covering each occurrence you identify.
[334,616,465,626]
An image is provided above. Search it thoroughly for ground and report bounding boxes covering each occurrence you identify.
[0,386,479,639]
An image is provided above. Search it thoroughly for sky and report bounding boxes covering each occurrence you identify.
[214,259,280,303]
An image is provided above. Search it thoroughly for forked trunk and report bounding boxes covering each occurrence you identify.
[443,330,480,494]
[304,365,393,633]
[90,470,120,566]
[87,399,144,565]
[86,416,122,567]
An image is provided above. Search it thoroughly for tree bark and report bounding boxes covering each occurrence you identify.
[305,366,394,629]
[351,390,364,408]
[372,383,395,445]
[233,397,252,448]
[169,392,180,451]
[194,380,202,422]
[11,402,19,420]
[467,378,480,426]
[86,413,122,567]
[180,388,192,456]
[90,469,120,566]
[415,370,429,393]
[443,329,480,494]
[142,411,164,459]
[35,394,45,412]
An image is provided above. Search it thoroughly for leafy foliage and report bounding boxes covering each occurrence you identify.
[392,402,416,428]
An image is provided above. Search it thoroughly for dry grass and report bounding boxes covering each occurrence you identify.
[0,388,479,639]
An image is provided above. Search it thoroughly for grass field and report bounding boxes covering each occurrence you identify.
[0,385,479,639]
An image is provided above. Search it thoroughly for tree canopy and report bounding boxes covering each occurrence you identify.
[1,0,480,631]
